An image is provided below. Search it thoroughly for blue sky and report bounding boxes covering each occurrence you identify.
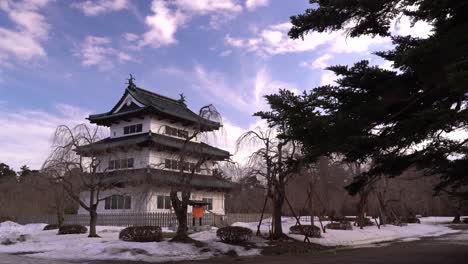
[0,0,432,170]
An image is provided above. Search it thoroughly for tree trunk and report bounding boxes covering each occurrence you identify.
[170,190,191,242]
[452,214,461,223]
[271,195,284,240]
[357,192,368,229]
[88,208,99,237]
[56,206,64,228]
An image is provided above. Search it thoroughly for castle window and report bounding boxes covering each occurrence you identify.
[163,159,201,173]
[157,195,172,209]
[165,159,171,169]
[178,130,188,138]
[105,195,131,210]
[123,124,143,135]
[108,158,134,170]
[202,198,213,210]
[165,126,189,139]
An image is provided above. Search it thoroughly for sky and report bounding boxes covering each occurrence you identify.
[0,0,432,170]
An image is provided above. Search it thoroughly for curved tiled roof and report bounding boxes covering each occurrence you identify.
[88,85,221,131]
[75,132,230,161]
[101,168,237,191]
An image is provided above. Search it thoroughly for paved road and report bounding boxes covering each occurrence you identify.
[0,228,466,264]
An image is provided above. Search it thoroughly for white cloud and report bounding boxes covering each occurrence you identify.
[301,53,333,70]
[219,50,232,57]
[134,0,243,49]
[320,71,337,86]
[72,0,128,16]
[138,0,187,48]
[0,103,90,170]
[225,22,339,56]
[77,36,134,70]
[123,32,139,42]
[0,0,51,62]
[226,16,432,57]
[245,0,269,11]
[161,64,298,114]
[390,15,432,38]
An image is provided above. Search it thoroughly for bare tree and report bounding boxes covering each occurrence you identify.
[150,104,226,243]
[42,124,114,237]
[236,127,301,240]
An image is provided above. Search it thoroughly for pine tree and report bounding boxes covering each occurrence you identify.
[257,1,468,198]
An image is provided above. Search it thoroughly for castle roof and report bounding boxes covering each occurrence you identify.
[102,168,237,191]
[75,132,230,161]
[88,85,221,131]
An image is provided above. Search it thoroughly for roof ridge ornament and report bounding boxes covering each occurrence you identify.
[178,93,186,105]
[127,74,136,89]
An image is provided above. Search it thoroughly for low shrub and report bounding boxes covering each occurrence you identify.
[330,216,355,222]
[1,238,15,245]
[404,217,421,224]
[354,218,374,227]
[462,218,468,224]
[289,225,321,238]
[387,216,421,225]
[326,221,353,230]
[43,224,59,231]
[57,224,87,235]
[216,226,253,244]
[119,226,162,242]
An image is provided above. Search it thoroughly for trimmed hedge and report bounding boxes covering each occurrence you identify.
[119,226,163,242]
[404,217,421,224]
[58,225,87,235]
[326,221,353,230]
[330,216,356,222]
[355,218,374,227]
[216,226,252,244]
[43,224,59,231]
[289,225,321,238]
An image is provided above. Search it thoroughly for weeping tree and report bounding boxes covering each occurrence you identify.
[43,124,114,237]
[151,104,227,243]
[236,127,302,240]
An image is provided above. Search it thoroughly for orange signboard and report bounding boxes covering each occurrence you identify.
[192,206,204,218]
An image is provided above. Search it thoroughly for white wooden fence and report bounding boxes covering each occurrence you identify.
[17,212,271,228]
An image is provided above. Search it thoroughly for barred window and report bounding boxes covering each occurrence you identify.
[105,195,131,210]
[157,195,172,209]
[123,124,143,135]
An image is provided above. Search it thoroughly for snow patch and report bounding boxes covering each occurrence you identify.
[0,222,260,262]
[233,217,459,247]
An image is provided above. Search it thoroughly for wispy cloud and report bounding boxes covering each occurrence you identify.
[128,0,243,49]
[226,17,432,57]
[160,64,299,114]
[300,54,333,70]
[76,36,134,70]
[72,0,128,16]
[0,103,91,170]
[245,0,270,11]
[0,0,52,62]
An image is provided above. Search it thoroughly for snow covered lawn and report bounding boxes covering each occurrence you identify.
[0,222,260,262]
[233,217,460,247]
[0,217,460,262]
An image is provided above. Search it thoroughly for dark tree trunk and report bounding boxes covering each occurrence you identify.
[357,192,368,229]
[452,214,461,223]
[56,206,64,228]
[88,208,99,237]
[170,190,191,242]
[271,194,285,240]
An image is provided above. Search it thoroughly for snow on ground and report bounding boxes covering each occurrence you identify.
[0,223,260,262]
[233,217,460,247]
[0,217,461,262]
